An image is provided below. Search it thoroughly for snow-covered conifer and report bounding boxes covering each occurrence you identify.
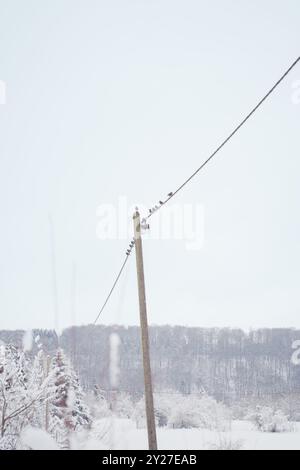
[49,349,91,449]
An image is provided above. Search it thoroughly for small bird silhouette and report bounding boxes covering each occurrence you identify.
[168,192,173,198]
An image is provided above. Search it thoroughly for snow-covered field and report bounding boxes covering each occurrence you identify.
[2,340,300,451]
[85,419,300,451]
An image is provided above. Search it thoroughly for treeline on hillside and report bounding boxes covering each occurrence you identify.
[1,326,300,402]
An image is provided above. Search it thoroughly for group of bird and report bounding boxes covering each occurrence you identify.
[148,192,173,215]
[126,192,174,257]
[126,238,136,257]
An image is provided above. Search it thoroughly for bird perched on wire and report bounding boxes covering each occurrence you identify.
[168,192,173,198]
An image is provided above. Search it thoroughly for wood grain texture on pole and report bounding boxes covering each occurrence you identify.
[133,210,158,450]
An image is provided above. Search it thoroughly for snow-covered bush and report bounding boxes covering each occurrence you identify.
[133,398,147,429]
[230,403,248,420]
[168,394,230,431]
[197,395,231,431]
[113,392,134,419]
[87,390,134,421]
[153,393,173,427]
[86,387,111,419]
[248,406,294,433]
[168,399,200,429]
[133,392,231,431]
[133,393,174,428]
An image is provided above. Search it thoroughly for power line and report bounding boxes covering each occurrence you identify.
[94,57,300,324]
[94,236,136,325]
[93,253,131,325]
[147,56,300,219]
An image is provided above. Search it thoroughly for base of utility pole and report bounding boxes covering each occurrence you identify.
[133,210,158,451]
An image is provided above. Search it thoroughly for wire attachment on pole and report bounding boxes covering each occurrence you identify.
[141,218,150,231]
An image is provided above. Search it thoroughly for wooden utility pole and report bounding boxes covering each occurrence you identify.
[133,210,157,450]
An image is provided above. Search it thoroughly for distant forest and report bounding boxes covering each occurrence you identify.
[1,326,300,403]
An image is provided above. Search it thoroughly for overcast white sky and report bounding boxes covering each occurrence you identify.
[0,0,299,331]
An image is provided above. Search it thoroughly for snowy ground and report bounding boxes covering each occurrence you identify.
[85,419,300,451]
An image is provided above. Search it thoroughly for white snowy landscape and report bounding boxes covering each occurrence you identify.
[1,329,300,450]
[1,0,300,455]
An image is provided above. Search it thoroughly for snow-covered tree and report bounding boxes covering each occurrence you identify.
[0,344,33,448]
[0,344,51,449]
[113,392,134,419]
[49,349,91,449]
[86,386,111,420]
